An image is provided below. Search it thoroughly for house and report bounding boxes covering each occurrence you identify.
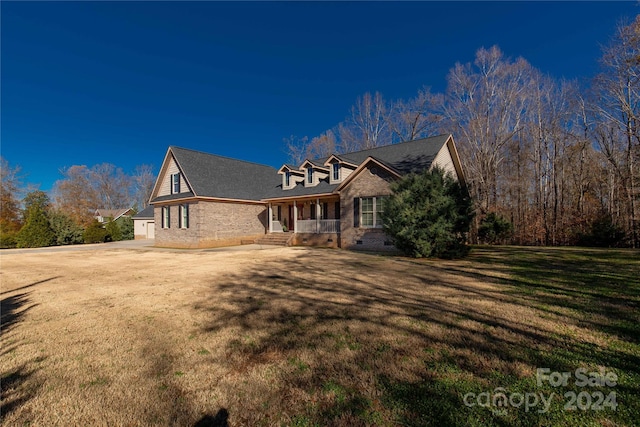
[94,208,135,224]
[133,205,155,239]
[149,134,465,250]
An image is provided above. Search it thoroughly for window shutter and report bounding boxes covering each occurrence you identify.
[185,204,189,228]
[353,198,360,227]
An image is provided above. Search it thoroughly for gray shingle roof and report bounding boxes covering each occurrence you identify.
[133,205,155,219]
[154,135,452,203]
[169,147,281,201]
[262,179,339,200]
[335,134,450,174]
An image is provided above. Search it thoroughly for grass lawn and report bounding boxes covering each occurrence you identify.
[1,245,638,426]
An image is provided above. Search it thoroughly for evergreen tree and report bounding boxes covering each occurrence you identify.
[83,220,108,243]
[49,210,84,245]
[16,204,56,248]
[478,212,513,244]
[105,220,122,241]
[381,167,473,258]
[116,216,134,240]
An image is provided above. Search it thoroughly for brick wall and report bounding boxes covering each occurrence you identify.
[340,164,396,251]
[154,201,267,248]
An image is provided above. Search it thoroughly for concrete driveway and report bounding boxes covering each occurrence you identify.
[1,239,156,255]
[0,240,282,255]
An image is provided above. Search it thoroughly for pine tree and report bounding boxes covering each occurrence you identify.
[16,204,56,248]
[381,167,473,258]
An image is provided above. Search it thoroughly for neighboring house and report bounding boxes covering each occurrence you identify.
[94,208,135,224]
[149,134,465,250]
[133,205,155,239]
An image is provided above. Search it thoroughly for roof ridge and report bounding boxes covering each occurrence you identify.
[308,134,450,163]
[170,145,278,171]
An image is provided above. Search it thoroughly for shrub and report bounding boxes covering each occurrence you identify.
[381,167,474,258]
[16,204,56,248]
[83,220,108,243]
[49,211,84,245]
[578,214,626,247]
[478,212,513,244]
[105,220,122,241]
[116,216,134,240]
[0,231,18,249]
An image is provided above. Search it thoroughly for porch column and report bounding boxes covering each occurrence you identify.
[293,201,298,233]
[316,198,320,233]
[268,203,273,233]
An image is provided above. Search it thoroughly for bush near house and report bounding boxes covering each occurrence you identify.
[381,167,473,258]
[83,220,108,243]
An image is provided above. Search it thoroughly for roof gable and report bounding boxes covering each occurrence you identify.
[153,146,280,202]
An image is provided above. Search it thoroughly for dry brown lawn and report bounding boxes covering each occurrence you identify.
[1,246,638,426]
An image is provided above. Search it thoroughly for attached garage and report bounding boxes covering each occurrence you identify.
[133,205,155,240]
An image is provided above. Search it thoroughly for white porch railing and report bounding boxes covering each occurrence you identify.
[297,219,340,234]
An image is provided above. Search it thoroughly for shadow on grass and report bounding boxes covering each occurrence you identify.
[193,408,229,427]
[1,288,46,421]
[190,247,639,426]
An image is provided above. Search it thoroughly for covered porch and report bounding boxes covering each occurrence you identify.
[267,196,340,234]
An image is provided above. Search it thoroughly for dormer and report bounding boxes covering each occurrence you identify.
[277,165,305,190]
[300,160,329,187]
[323,155,358,184]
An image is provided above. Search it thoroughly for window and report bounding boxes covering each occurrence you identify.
[179,204,189,229]
[310,203,316,220]
[171,173,180,194]
[307,168,314,184]
[332,163,340,181]
[162,206,170,229]
[335,201,341,220]
[359,196,385,228]
[361,197,374,227]
[285,171,291,187]
[375,196,386,227]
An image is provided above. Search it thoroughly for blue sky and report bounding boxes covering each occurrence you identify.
[2,1,637,192]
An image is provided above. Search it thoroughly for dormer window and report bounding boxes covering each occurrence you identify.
[285,171,291,187]
[332,163,340,181]
[307,168,314,184]
[171,173,180,194]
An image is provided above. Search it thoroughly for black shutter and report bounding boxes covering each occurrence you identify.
[185,204,189,229]
[353,198,360,227]
[335,201,341,220]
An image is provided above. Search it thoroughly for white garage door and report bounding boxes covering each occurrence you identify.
[147,222,155,239]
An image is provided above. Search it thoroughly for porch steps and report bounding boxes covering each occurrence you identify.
[255,233,294,247]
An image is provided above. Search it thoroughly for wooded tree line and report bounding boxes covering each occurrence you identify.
[0,159,155,247]
[287,17,640,248]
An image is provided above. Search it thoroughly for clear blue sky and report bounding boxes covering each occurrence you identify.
[2,1,637,192]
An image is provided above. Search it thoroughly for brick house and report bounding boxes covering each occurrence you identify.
[149,134,465,250]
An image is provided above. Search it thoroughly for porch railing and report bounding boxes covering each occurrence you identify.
[297,219,340,234]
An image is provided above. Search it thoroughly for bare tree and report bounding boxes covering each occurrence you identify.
[284,135,309,165]
[0,157,23,233]
[132,164,156,210]
[90,163,132,209]
[592,15,640,247]
[306,130,337,160]
[339,92,391,151]
[52,165,100,227]
[443,46,533,214]
[387,86,444,142]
